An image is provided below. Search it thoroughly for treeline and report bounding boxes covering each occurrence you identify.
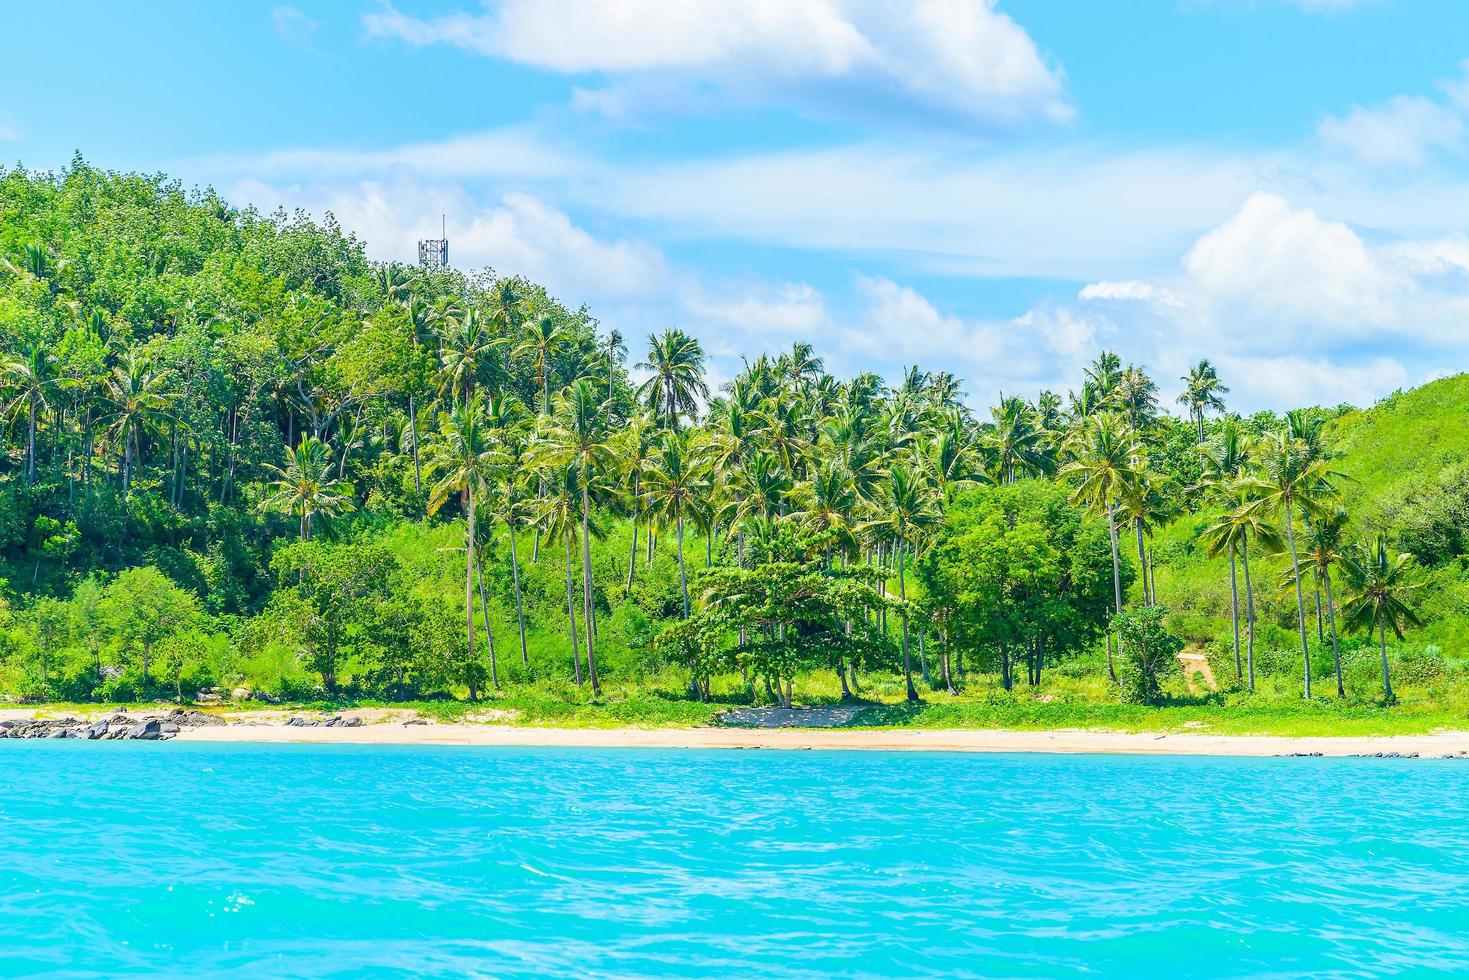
[0,160,1431,705]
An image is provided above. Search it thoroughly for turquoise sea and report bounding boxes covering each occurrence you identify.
[1,745,1466,978]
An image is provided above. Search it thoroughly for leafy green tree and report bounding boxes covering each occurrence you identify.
[97,566,201,685]
[1200,498,1280,691]
[1112,605,1183,705]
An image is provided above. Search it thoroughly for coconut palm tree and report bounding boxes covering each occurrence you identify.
[864,464,939,702]
[259,436,355,541]
[1059,414,1142,681]
[984,396,1050,483]
[1198,419,1252,675]
[424,396,498,699]
[2,345,67,485]
[636,328,708,430]
[534,380,612,693]
[437,308,498,407]
[103,350,172,498]
[611,410,656,594]
[534,462,596,685]
[1241,430,1340,698]
[642,429,712,619]
[486,391,532,667]
[1200,497,1280,690]
[599,329,627,410]
[791,463,861,564]
[1340,536,1423,703]
[1293,509,1350,697]
[514,313,569,415]
[1177,360,1229,444]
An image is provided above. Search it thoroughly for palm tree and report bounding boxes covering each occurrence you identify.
[1200,497,1280,690]
[2,345,66,485]
[1059,414,1142,681]
[599,329,627,410]
[1293,509,1349,697]
[424,396,498,699]
[612,410,656,594]
[791,463,861,563]
[864,464,939,702]
[437,308,498,407]
[636,329,708,430]
[534,380,611,693]
[486,391,532,667]
[984,396,1050,483]
[1340,536,1423,703]
[534,463,592,685]
[1242,431,1339,698]
[259,436,355,542]
[1177,360,1229,444]
[514,314,568,415]
[642,430,712,619]
[1198,419,1251,675]
[103,350,172,498]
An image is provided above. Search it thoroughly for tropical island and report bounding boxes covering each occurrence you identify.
[1,160,1465,746]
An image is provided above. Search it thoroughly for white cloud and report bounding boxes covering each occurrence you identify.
[1078,280,1181,306]
[271,6,319,47]
[1181,191,1389,326]
[364,0,1069,126]
[209,128,585,182]
[231,178,668,303]
[1317,96,1464,167]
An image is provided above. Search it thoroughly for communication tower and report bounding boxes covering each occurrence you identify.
[418,215,449,270]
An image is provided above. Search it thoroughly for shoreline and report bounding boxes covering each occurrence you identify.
[170,723,1469,756]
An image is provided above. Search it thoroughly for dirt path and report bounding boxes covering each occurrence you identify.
[1179,649,1217,693]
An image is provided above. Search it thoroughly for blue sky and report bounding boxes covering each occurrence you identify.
[8,0,1469,410]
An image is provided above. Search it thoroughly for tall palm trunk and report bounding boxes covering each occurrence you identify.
[580,478,600,693]
[507,517,528,666]
[464,488,478,699]
[676,512,690,618]
[1228,548,1241,680]
[564,530,582,685]
[1323,565,1342,697]
[1241,533,1257,692]
[26,400,37,485]
[1135,520,1149,604]
[1105,506,1122,681]
[626,476,640,595]
[1283,500,1311,698]
[899,535,917,702]
[408,395,422,494]
[475,544,499,690]
[1379,622,1394,703]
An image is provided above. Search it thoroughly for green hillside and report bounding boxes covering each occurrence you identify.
[1330,373,1469,522]
[1,159,1464,733]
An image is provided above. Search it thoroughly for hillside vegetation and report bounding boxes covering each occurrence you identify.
[0,159,1463,733]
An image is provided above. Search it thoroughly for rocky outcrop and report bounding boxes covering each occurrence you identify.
[0,707,231,741]
[284,714,364,728]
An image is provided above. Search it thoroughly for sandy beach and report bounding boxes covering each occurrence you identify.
[168,722,1469,756]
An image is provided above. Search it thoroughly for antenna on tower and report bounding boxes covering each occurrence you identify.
[418,213,449,270]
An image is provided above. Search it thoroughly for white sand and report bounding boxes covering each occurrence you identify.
[172,723,1469,756]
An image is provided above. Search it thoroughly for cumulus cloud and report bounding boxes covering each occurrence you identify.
[230,177,668,303]
[363,0,1069,126]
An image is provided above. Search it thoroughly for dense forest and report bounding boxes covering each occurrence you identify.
[0,158,1459,713]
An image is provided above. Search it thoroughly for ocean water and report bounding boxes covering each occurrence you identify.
[1,745,1466,978]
